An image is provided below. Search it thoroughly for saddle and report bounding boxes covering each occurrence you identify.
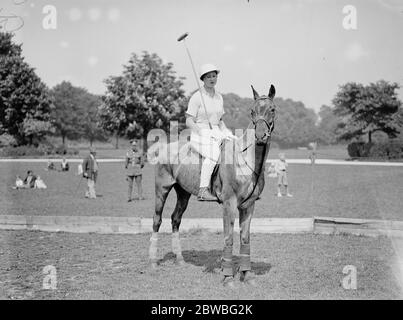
[175,139,259,206]
[177,140,231,202]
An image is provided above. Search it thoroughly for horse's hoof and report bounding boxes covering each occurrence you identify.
[222,276,236,289]
[240,271,257,286]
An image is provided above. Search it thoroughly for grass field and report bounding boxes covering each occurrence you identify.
[1,161,402,221]
[2,155,403,300]
[0,230,401,300]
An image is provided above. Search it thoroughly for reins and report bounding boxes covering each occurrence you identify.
[236,112,272,206]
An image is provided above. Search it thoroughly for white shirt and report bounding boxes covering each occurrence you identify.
[186,87,224,127]
[275,159,288,172]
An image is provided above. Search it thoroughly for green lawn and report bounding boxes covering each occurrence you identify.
[0,230,400,299]
[2,157,402,300]
[1,161,402,221]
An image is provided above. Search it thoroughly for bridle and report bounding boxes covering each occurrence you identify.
[251,96,275,141]
[237,97,276,208]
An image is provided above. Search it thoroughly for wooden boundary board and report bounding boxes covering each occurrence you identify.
[1,215,402,237]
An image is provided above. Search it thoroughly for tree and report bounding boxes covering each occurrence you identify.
[221,93,322,147]
[270,98,319,147]
[22,117,54,145]
[222,93,253,131]
[98,76,129,149]
[100,52,187,145]
[0,32,53,145]
[81,93,106,146]
[50,81,85,145]
[317,105,343,145]
[332,81,402,143]
[50,81,104,145]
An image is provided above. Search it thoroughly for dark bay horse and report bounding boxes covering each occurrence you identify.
[148,85,277,287]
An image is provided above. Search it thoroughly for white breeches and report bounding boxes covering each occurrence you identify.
[190,126,222,162]
[190,125,224,188]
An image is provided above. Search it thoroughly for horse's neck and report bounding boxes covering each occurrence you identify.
[233,132,269,182]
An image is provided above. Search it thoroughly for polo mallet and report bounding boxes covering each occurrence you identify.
[177,32,213,130]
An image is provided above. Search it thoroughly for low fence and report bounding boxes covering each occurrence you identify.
[1,215,402,238]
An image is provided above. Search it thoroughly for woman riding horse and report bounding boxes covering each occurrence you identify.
[186,63,235,201]
[149,81,277,288]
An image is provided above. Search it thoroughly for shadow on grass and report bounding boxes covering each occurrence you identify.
[159,249,272,275]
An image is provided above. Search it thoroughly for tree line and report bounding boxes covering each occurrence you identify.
[1,32,402,151]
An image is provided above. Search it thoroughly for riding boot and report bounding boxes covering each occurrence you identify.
[197,187,218,201]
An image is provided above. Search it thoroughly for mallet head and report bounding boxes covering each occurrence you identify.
[177,32,189,42]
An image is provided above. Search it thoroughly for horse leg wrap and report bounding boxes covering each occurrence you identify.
[239,244,251,272]
[222,246,233,276]
[149,232,159,263]
[172,232,183,261]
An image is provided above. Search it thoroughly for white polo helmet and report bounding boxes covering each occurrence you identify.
[199,63,220,80]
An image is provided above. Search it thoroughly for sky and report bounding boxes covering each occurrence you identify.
[1,0,403,112]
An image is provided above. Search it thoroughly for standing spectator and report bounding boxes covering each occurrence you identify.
[83,147,98,199]
[125,140,145,201]
[309,142,317,165]
[274,153,293,197]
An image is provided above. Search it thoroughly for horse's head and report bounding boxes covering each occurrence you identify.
[250,84,276,145]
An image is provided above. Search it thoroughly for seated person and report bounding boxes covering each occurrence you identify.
[34,176,47,189]
[46,160,55,170]
[61,157,69,171]
[23,170,37,188]
[13,175,24,189]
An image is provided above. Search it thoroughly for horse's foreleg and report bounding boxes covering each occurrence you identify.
[149,171,173,268]
[222,197,237,285]
[171,184,191,265]
[239,203,256,285]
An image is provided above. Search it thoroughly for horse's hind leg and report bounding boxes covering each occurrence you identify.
[149,166,174,268]
[238,203,256,286]
[171,184,191,265]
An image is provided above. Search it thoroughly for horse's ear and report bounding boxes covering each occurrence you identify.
[251,85,259,100]
[268,85,276,100]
